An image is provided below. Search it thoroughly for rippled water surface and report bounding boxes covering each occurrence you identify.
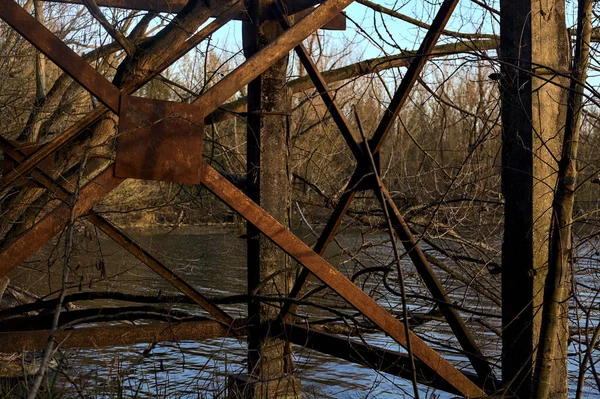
[11,225,600,398]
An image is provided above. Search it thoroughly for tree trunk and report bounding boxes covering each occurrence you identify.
[535,0,592,397]
[500,0,570,397]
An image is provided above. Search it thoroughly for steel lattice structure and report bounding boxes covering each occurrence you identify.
[0,0,500,396]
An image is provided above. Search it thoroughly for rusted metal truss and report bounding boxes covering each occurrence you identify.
[0,0,243,192]
[0,138,233,326]
[0,0,490,396]
[274,0,494,385]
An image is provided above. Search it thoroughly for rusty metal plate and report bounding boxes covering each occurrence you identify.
[116,95,204,184]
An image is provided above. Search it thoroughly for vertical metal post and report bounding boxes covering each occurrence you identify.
[239,1,299,397]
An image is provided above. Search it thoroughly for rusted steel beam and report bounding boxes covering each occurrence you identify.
[0,165,123,279]
[0,3,239,194]
[0,0,350,275]
[276,2,361,159]
[277,172,361,320]
[0,319,242,352]
[0,139,234,326]
[192,0,354,114]
[277,2,489,379]
[369,0,459,154]
[0,0,345,192]
[89,214,235,325]
[43,0,347,30]
[0,0,121,113]
[377,184,493,383]
[199,163,485,398]
[273,323,494,396]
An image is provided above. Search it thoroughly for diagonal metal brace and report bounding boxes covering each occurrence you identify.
[0,0,242,193]
[274,0,494,384]
[0,139,235,326]
[200,162,486,398]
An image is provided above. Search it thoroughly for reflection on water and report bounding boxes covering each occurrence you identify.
[9,225,600,398]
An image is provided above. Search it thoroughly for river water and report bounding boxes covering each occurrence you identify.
[10,225,600,398]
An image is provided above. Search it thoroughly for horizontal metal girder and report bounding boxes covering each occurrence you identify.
[0,318,495,395]
[0,320,241,352]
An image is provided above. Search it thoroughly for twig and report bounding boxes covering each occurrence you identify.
[26,155,88,399]
[83,0,136,56]
[354,108,420,399]
[576,321,600,398]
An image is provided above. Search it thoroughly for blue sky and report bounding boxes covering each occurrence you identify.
[209,0,500,62]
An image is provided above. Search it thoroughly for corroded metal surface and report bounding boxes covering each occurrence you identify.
[0,320,241,352]
[200,162,486,398]
[0,166,124,279]
[116,95,205,184]
[0,0,491,395]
